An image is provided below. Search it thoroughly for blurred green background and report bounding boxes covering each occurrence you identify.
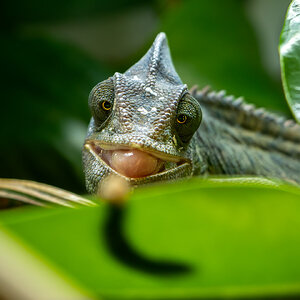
[2,2,300,298]
[0,0,292,194]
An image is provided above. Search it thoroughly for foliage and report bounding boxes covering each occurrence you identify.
[280,0,300,122]
[1,178,300,298]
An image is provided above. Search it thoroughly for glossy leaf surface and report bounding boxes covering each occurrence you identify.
[280,0,300,122]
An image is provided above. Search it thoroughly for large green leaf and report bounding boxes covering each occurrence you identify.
[280,0,300,123]
[1,177,300,299]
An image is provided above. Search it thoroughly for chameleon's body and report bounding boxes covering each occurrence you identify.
[82,32,300,193]
[191,89,300,183]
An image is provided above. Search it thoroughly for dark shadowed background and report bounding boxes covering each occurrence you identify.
[0,0,291,194]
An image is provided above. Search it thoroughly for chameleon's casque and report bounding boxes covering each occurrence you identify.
[83,32,300,194]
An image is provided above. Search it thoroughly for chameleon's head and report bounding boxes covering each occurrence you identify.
[83,33,202,193]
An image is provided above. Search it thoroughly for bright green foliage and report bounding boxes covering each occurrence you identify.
[280,0,300,122]
[1,178,300,299]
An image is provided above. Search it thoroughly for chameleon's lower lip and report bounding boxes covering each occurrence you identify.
[84,141,189,179]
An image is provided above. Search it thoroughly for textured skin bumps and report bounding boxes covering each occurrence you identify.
[192,89,300,184]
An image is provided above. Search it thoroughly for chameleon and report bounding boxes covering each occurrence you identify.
[0,32,299,207]
[82,32,300,195]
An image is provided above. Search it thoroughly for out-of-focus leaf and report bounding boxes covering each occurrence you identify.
[159,0,290,114]
[279,0,300,123]
[0,227,93,299]
[1,177,300,299]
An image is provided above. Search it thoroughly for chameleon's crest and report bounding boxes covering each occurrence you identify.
[125,32,183,87]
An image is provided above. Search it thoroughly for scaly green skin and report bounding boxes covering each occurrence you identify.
[82,32,300,194]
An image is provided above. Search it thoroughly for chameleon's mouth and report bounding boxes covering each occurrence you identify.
[85,140,188,179]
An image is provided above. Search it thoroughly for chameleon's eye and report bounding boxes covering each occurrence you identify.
[101,100,112,111]
[175,93,202,145]
[177,114,188,124]
[89,78,114,126]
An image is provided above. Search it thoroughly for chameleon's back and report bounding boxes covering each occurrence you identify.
[192,88,300,184]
